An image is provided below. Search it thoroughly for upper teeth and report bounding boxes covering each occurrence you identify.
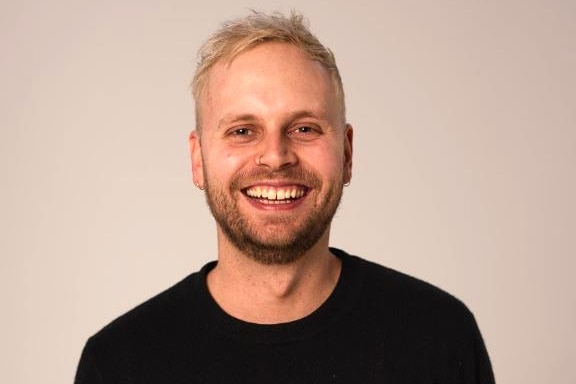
[245,186,306,200]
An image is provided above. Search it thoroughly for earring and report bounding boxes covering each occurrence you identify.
[194,181,204,190]
[344,181,351,187]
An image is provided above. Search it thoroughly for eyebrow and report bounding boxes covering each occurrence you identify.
[217,114,258,131]
[216,110,327,131]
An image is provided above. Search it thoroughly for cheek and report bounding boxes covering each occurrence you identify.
[304,146,345,174]
[204,148,250,178]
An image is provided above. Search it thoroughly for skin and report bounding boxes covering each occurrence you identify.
[189,42,353,324]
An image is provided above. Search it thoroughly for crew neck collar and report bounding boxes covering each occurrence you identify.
[195,248,363,344]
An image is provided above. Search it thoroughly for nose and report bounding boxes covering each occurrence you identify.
[256,132,298,170]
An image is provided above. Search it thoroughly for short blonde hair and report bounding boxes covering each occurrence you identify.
[192,11,345,128]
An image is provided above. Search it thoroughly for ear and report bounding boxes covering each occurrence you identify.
[343,124,353,185]
[189,130,205,190]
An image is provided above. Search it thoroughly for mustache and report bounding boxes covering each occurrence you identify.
[230,167,322,190]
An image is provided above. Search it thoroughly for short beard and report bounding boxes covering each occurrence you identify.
[203,166,344,265]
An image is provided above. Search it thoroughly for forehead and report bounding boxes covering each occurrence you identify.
[199,42,338,127]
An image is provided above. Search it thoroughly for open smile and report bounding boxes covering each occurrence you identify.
[242,185,309,205]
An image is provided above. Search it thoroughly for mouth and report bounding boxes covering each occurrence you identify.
[242,185,309,205]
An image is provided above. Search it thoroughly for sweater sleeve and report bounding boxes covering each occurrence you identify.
[74,341,105,384]
[457,314,496,384]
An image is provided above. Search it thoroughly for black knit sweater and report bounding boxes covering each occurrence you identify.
[75,248,495,383]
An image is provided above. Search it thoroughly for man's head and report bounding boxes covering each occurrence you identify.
[189,12,353,265]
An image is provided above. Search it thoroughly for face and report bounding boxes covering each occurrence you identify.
[190,42,353,264]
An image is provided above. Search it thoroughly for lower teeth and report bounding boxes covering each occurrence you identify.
[255,198,295,204]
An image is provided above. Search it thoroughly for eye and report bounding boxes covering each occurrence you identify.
[230,127,252,136]
[288,125,322,140]
[224,126,257,143]
[295,126,314,134]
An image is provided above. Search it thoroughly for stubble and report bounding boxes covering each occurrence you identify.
[203,166,344,265]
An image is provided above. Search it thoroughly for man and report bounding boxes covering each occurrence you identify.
[75,11,495,383]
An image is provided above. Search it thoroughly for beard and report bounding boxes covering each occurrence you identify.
[203,165,344,265]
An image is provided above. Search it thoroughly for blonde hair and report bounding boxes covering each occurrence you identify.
[192,11,345,127]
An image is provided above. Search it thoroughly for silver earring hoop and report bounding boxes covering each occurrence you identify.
[195,181,204,191]
[344,181,351,187]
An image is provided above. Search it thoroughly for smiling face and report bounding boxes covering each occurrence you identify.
[190,42,353,264]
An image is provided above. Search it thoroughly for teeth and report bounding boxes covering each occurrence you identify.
[245,186,306,201]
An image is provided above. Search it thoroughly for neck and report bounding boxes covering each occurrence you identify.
[207,231,341,324]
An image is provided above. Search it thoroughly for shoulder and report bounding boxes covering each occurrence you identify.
[76,266,212,382]
[84,264,210,358]
[335,248,478,336]
[332,249,495,382]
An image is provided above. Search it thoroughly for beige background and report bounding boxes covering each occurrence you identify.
[1,0,575,383]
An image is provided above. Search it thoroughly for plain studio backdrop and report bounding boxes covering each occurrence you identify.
[1,0,575,383]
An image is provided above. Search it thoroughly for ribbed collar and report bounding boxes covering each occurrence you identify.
[192,248,364,345]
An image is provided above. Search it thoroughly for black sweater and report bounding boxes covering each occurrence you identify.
[75,249,495,383]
